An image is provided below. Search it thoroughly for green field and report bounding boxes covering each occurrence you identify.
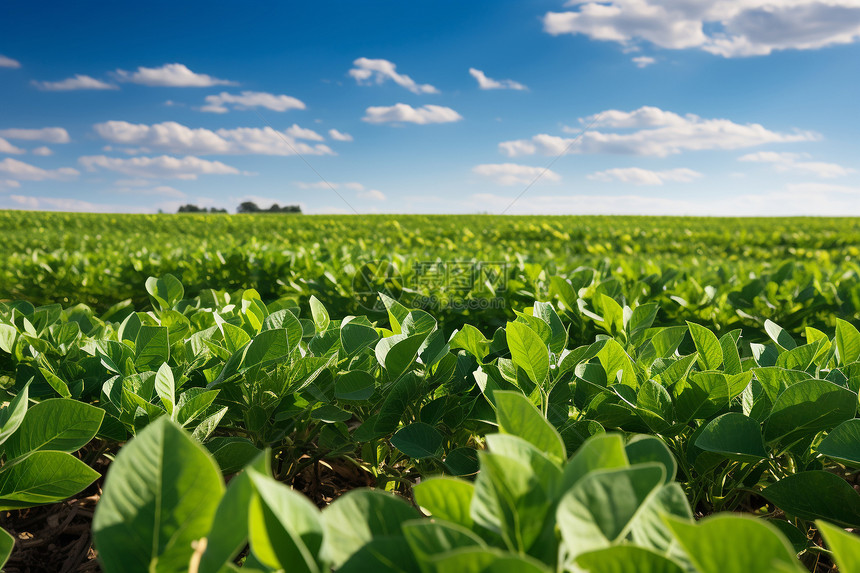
[2,212,860,571]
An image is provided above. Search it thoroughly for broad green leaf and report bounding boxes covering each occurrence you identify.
[413,476,475,529]
[134,325,169,371]
[309,296,330,332]
[763,471,860,528]
[145,274,184,311]
[494,391,565,464]
[673,372,729,423]
[765,319,797,351]
[0,383,29,448]
[625,435,677,484]
[562,433,629,491]
[450,324,491,362]
[818,419,860,467]
[248,470,323,573]
[4,398,103,460]
[764,378,856,444]
[0,527,13,570]
[817,520,860,573]
[665,514,801,573]
[155,362,175,416]
[427,547,550,573]
[0,451,99,510]
[506,321,550,387]
[208,437,263,475]
[557,464,664,561]
[695,412,766,461]
[93,417,224,573]
[340,317,380,356]
[574,545,685,573]
[402,520,485,567]
[687,322,722,371]
[391,422,443,459]
[335,370,376,401]
[836,319,860,365]
[244,328,290,369]
[321,489,420,568]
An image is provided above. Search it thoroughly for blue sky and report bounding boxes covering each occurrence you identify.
[2,0,860,215]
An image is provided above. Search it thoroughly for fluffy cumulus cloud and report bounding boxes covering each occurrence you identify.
[0,55,21,68]
[363,104,463,124]
[0,158,79,180]
[199,91,305,113]
[543,1,860,57]
[93,121,335,156]
[0,138,24,155]
[0,128,71,144]
[738,151,855,178]
[349,58,439,94]
[588,167,703,185]
[114,63,236,87]
[32,147,53,156]
[79,155,241,180]
[32,74,118,91]
[499,106,816,158]
[328,129,353,142]
[357,188,386,200]
[472,163,561,186]
[285,124,324,141]
[468,68,527,90]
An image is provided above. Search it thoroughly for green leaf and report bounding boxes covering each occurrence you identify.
[145,274,184,311]
[450,324,491,362]
[818,419,860,467]
[309,296,330,333]
[4,398,103,461]
[506,321,550,387]
[763,471,860,528]
[244,328,291,369]
[427,547,550,573]
[665,514,801,573]
[494,391,565,464]
[134,325,170,371]
[0,383,29,448]
[763,379,856,444]
[0,527,13,570]
[402,519,485,567]
[155,362,175,416]
[562,433,629,491]
[574,545,685,573]
[248,470,323,573]
[673,372,729,423]
[0,451,99,510]
[625,435,677,485]
[695,412,767,461]
[557,464,664,561]
[208,437,263,475]
[765,319,797,351]
[817,520,860,573]
[836,319,860,365]
[391,422,443,459]
[687,322,723,371]
[340,317,380,356]
[335,371,376,401]
[93,417,224,573]
[413,476,475,529]
[322,489,420,568]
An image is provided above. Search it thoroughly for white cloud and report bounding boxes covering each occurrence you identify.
[93,121,335,156]
[0,55,20,69]
[295,181,368,191]
[0,138,24,155]
[500,106,816,158]
[632,56,656,67]
[0,128,71,144]
[472,163,561,186]
[0,179,21,190]
[468,68,527,90]
[328,129,354,142]
[543,1,860,58]
[79,155,241,180]
[738,150,854,178]
[363,103,463,125]
[4,195,150,213]
[199,91,305,113]
[114,183,186,198]
[349,58,439,94]
[357,188,386,200]
[285,124,324,141]
[0,158,79,181]
[32,74,118,91]
[114,63,236,87]
[588,167,703,185]
[32,146,53,156]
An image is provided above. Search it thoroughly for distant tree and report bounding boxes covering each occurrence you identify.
[237,201,261,213]
[268,203,282,212]
[177,204,228,214]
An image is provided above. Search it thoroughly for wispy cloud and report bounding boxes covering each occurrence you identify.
[114,63,237,87]
[363,103,462,124]
[32,74,118,91]
[738,151,855,178]
[588,167,703,185]
[472,163,560,185]
[468,68,527,90]
[199,91,305,113]
[0,128,71,144]
[328,129,353,142]
[79,155,242,180]
[0,158,79,180]
[0,55,22,69]
[349,58,438,94]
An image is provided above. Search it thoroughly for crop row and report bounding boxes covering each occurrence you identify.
[1,272,860,570]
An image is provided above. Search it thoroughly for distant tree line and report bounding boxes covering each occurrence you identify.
[176,201,302,214]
